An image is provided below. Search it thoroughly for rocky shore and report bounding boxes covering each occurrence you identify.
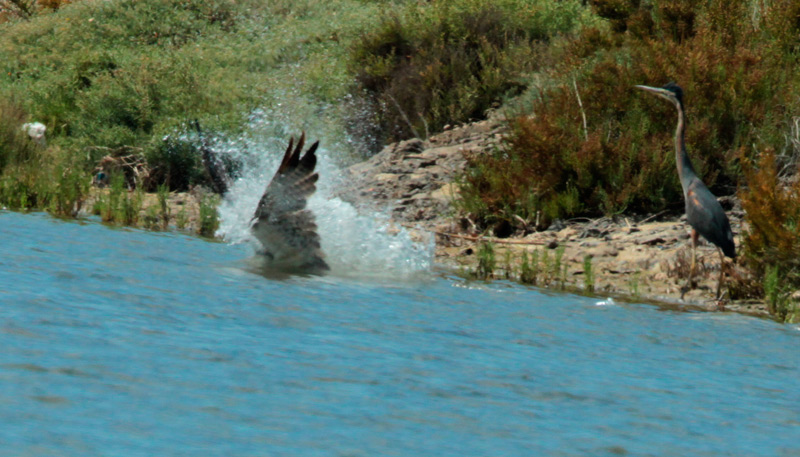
[339,119,768,318]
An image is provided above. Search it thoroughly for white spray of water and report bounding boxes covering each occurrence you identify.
[214,103,434,280]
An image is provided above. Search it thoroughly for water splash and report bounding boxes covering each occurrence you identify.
[595,297,616,306]
[215,102,434,280]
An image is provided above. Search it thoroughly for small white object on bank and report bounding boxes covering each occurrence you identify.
[21,122,47,147]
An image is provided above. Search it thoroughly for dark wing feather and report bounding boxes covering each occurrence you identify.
[251,133,329,273]
[685,179,736,258]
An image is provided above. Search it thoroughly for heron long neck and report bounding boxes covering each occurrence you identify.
[675,101,697,196]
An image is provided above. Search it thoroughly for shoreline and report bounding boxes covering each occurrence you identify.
[76,118,773,320]
[339,119,774,320]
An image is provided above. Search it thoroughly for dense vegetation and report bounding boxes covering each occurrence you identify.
[458,0,800,230]
[2,0,800,318]
[0,0,385,211]
[347,0,597,150]
[450,0,800,318]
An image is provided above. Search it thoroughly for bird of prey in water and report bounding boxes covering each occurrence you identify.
[196,122,329,275]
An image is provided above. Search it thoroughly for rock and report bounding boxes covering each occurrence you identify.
[396,138,424,155]
[374,173,399,183]
[555,228,577,242]
[430,183,458,202]
[588,246,619,257]
[580,228,609,238]
[717,195,738,211]
[547,219,566,231]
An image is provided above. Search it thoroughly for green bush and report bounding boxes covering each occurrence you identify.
[145,133,204,192]
[0,99,35,171]
[0,0,403,199]
[472,241,496,280]
[348,0,595,148]
[198,194,219,238]
[0,148,89,216]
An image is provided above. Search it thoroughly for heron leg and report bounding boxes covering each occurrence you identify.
[680,229,699,300]
[687,228,698,290]
[716,247,725,301]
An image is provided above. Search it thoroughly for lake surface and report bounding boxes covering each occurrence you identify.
[1,211,799,456]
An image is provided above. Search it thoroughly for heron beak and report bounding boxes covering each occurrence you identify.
[635,85,673,101]
[635,84,663,95]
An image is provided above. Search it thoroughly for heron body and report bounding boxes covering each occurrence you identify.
[683,176,736,258]
[636,82,735,297]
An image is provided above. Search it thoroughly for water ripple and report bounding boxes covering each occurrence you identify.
[0,212,799,456]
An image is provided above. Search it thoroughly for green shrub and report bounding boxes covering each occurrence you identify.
[175,205,188,230]
[0,99,36,171]
[0,135,89,215]
[145,133,204,192]
[583,255,595,293]
[0,169,36,210]
[473,241,496,280]
[519,249,538,285]
[43,160,89,217]
[93,173,141,225]
[348,0,594,148]
[118,187,143,225]
[0,0,400,197]
[198,194,219,237]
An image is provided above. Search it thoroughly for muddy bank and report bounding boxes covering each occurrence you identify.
[340,119,769,318]
[338,118,504,230]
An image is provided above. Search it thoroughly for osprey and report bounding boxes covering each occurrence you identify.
[197,122,329,274]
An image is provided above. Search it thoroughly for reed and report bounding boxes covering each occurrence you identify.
[197,194,219,238]
[175,205,189,230]
[473,241,496,280]
[583,255,595,293]
[519,250,537,285]
[156,184,170,230]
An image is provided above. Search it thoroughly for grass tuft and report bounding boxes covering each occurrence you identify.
[473,241,496,280]
[583,255,595,293]
[197,194,219,238]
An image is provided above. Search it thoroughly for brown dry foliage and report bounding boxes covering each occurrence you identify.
[37,0,72,10]
[740,148,800,281]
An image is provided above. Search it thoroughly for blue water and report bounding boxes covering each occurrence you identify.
[1,211,799,456]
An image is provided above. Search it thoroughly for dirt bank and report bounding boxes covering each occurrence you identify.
[340,119,769,318]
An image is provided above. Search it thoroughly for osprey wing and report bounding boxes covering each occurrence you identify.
[251,133,329,273]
